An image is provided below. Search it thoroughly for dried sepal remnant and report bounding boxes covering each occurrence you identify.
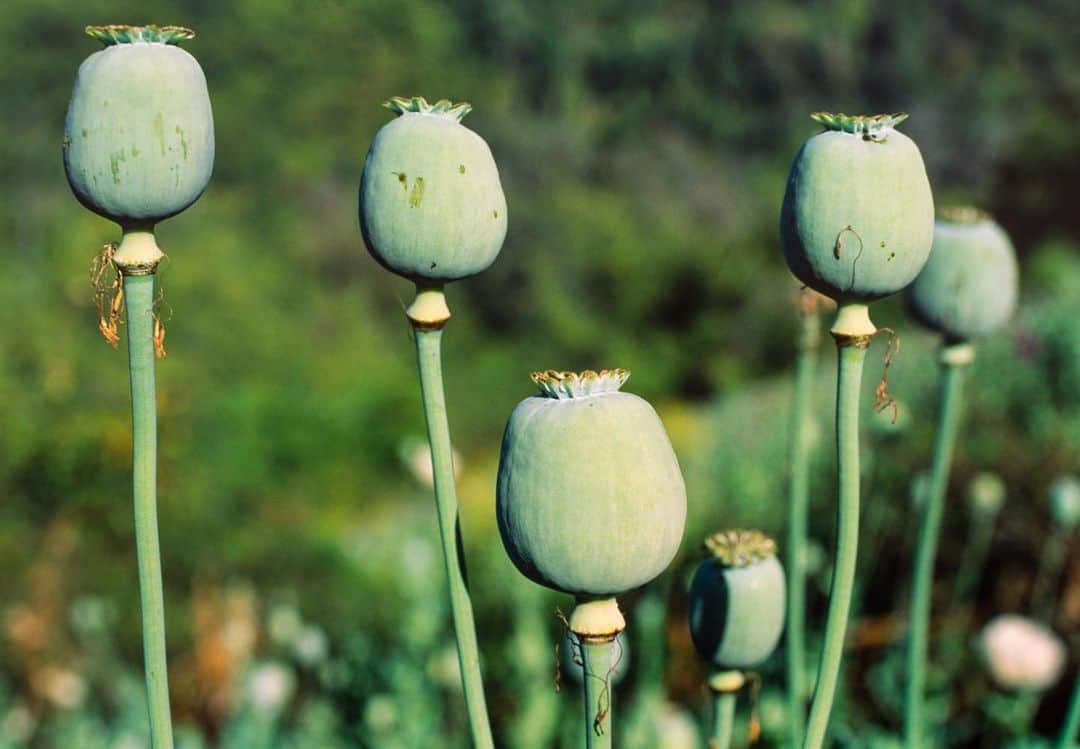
[91,243,123,348]
[85,25,195,45]
[704,530,778,568]
[384,96,473,123]
[811,112,909,140]
[531,369,630,399]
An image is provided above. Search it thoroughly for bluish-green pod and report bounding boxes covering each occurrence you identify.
[359,96,507,282]
[688,531,786,669]
[907,207,1019,340]
[64,25,214,227]
[967,471,1007,517]
[780,113,934,302]
[1049,475,1080,530]
[496,370,686,597]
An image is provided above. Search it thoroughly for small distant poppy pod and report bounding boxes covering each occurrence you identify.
[780,113,934,302]
[907,207,1019,341]
[1049,475,1080,530]
[359,96,507,282]
[64,25,214,227]
[688,530,786,669]
[496,370,687,597]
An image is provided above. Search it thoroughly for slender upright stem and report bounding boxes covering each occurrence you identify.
[1059,676,1080,749]
[1031,529,1067,622]
[787,308,819,746]
[948,513,996,615]
[580,637,615,749]
[905,352,969,749]
[710,690,737,749]
[123,273,174,749]
[412,319,494,749]
[802,333,868,749]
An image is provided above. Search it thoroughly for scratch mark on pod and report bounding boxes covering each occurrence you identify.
[392,172,408,190]
[409,177,425,207]
[132,146,140,158]
[834,225,862,260]
[493,209,498,219]
[459,164,466,174]
[81,129,88,139]
[110,149,126,184]
[175,125,188,159]
[153,112,165,156]
[847,228,866,291]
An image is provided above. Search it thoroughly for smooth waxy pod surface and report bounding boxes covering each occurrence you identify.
[359,96,507,282]
[64,25,214,226]
[907,207,1019,340]
[496,370,686,596]
[780,113,934,302]
[688,530,786,669]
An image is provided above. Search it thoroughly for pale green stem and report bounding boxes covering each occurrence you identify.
[787,310,818,747]
[802,338,867,749]
[710,690,737,749]
[904,355,968,749]
[1031,528,1067,622]
[580,638,615,749]
[413,323,494,749]
[948,512,997,615]
[1059,676,1080,749]
[123,273,174,749]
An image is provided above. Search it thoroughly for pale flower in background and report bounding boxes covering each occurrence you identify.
[268,604,303,647]
[37,667,87,710]
[979,614,1065,692]
[2,702,36,742]
[247,661,296,715]
[294,625,329,667]
[655,701,701,749]
[363,693,398,733]
[399,436,462,488]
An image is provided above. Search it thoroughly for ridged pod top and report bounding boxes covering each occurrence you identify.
[703,530,778,568]
[530,369,630,399]
[86,25,195,45]
[384,96,472,123]
[811,112,909,140]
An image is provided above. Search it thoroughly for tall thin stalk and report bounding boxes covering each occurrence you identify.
[581,637,615,749]
[710,691,736,749]
[1031,528,1067,621]
[787,294,820,747]
[904,343,971,748]
[409,285,494,749]
[1059,676,1080,749]
[123,270,174,749]
[802,303,872,749]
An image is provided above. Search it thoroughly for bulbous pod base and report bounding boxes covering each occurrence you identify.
[906,208,1019,341]
[497,370,686,597]
[64,26,214,227]
[688,530,786,669]
[359,97,507,282]
[780,112,934,302]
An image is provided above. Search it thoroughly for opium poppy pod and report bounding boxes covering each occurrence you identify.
[688,530,786,670]
[359,96,508,282]
[907,207,1019,341]
[496,370,686,597]
[780,113,934,302]
[63,25,214,227]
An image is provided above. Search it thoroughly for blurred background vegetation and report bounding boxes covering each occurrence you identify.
[0,0,1077,746]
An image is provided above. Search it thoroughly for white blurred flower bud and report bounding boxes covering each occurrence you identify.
[399,436,462,488]
[268,604,303,647]
[363,693,398,733]
[39,667,87,710]
[247,661,296,715]
[2,702,36,742]
[979,614,1066,692]
[293,625,329,667]
[655,701,701,749]
[967,472,1006,517]
[1049,475,1080,530]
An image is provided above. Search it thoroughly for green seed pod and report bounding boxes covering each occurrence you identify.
[359,96,507,282]
[1049,475,1080,530]
[688,530,786,669]
[907,207,1019,341]
[780,113,934,302]
[63,25,214,227]
[496,370,686,597]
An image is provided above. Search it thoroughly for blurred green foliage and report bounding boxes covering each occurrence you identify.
[1,0,1078,745]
